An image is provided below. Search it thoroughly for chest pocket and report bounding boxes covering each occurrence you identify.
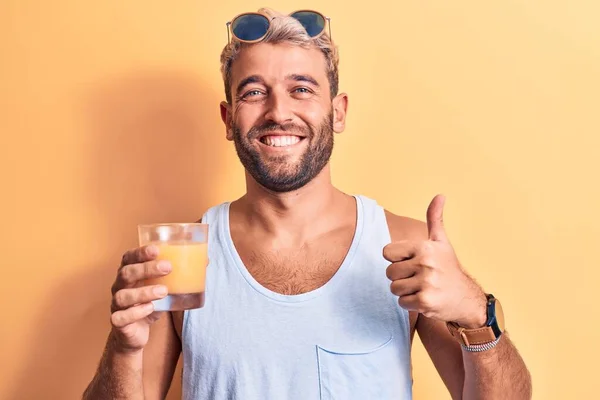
[316,335,412,400]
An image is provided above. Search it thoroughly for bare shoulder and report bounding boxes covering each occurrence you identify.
[384,209,428,242]
[382,210,428,340]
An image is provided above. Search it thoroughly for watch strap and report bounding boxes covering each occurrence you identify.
[446,322,498,346]
[461,335,502,352]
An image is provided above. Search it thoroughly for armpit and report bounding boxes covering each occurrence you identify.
[171,311,184,340]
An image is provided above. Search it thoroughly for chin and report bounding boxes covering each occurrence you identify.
[253,171,311,193]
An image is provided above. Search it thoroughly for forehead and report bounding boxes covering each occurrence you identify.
[230,43,328,84]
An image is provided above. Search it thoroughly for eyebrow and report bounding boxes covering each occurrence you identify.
[287,74,319,87]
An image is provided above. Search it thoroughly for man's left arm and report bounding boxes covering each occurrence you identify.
[416,313,531,399]
[462,327,531,399]
[384,195,532,399]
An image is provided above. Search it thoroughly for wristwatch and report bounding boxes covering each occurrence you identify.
[446,294,505,351]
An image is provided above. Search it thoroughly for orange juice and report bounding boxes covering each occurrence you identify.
[144,241,208,294]
[138,223,208,310]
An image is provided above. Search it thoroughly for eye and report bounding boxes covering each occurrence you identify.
[292,87,314,98]
[238,89,266,103]
[245,90,263,97]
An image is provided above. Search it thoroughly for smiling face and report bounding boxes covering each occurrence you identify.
[220,42,347,193]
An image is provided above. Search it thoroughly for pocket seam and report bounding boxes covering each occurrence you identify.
[316,345,324,400]
[316,334,394,356]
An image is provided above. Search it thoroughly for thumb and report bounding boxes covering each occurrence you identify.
[427,194,449,242]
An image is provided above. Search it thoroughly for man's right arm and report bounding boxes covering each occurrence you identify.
[83,313,181,400]
[82,245,182,400]
[82,332,145,400]
[143,312,182,400]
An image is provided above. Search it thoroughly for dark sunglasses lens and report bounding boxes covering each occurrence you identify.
[232,14,270,41]
[290,11,325,37]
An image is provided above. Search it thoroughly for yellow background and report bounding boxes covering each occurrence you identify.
[1,1,598,399]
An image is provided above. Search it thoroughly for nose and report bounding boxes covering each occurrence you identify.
[263,90,293,125]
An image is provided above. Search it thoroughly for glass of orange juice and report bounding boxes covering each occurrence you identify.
[138,223,209,311]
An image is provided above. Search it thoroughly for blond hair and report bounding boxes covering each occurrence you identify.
[220,8,339,104]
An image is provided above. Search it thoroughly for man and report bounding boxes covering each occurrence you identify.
[84,8,531,400]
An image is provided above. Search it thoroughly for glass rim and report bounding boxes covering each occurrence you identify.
[137,222,208,229]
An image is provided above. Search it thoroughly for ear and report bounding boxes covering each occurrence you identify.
[220,101,234,141]
[331,93,348,133]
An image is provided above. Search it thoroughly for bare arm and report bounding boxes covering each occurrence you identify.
[83,314,180,400]
[83,332,144,400]
[83,246,182,400]
[417,315,531,399]
[385,208,531,399]
[143,312,182,400]
[415,314,464,399]
[462,331,531,399]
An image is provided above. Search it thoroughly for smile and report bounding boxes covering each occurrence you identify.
[259,135,304,147]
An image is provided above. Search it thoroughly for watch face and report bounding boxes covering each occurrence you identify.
[495,299,505,331]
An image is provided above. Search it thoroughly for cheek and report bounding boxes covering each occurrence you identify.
[297,103,328,129]
[233,103,263,134]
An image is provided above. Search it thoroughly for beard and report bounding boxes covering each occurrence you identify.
[232,111,334,193]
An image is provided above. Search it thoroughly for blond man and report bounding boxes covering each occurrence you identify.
[84,8,531,400]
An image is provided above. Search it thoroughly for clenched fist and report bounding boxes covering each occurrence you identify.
[383,195,487,329]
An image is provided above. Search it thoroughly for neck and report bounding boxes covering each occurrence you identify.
[231,165,352,244]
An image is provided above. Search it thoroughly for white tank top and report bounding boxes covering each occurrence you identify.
[181,195,413,399]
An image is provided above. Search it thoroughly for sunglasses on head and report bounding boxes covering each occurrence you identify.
[226,10,331,44]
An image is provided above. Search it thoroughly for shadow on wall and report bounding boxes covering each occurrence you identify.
[8,70,230,400]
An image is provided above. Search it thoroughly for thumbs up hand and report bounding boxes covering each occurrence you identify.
[383,195,487,328]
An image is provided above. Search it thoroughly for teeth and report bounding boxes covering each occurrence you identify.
[262,136,301,147]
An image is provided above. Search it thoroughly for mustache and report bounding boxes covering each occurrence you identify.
[247,122,311,140]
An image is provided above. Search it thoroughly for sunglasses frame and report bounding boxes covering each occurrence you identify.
[226,9,331,44]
